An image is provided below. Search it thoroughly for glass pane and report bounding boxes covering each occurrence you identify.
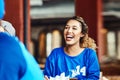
[107,31,116,58]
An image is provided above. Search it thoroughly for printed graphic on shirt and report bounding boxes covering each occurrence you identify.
[70,65,86,78]
[49,65,86,79]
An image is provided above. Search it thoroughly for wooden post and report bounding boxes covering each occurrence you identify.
[4,0,31,50]
[75,0,104,62]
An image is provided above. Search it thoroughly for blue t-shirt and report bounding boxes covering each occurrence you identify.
[44,47,100,80]
[0,32,44,80]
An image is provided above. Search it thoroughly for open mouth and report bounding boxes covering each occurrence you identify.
[66,35,74,41]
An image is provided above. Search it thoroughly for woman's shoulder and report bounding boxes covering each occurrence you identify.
[49,47,64,56]
[52,47,63,52]
[83,48,97,56]
[82,48,98,60]
[85,48,96,52]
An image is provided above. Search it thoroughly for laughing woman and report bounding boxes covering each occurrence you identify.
[44,16,100,80]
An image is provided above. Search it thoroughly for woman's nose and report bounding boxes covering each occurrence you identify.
[67,28,72,33]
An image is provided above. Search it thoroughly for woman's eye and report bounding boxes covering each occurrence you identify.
[73,27,77,30]
[65,26,69,29]
[65,27,67,29]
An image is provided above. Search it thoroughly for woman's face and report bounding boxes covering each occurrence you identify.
[64,19,83,46]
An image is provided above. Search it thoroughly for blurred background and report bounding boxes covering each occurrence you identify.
[3,0,120,79]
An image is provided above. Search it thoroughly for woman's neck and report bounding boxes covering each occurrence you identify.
[64,45,84,56]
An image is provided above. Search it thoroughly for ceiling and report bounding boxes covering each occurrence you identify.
[30,0,74,19]
[30,0,120,30]
[103,0,120,30]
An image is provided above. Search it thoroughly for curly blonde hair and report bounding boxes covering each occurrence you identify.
[68,16,97,50]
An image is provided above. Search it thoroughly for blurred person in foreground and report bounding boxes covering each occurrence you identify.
[44,16,100,80]
[0,1,44,80]
[0,32,44,80]
[0,20,15,36]
[0,0,15,36]
[0,0,16,36]
[0,0,5,19]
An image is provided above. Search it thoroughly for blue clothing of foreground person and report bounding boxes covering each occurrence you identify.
[44,16,100,80]
[0,0,5,19]
[0,32,44,80]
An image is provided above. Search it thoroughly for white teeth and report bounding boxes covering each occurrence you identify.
[66,35,73,37]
